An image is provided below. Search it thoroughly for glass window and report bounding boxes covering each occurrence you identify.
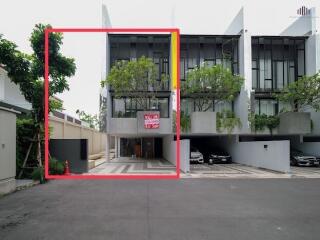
[251,37,306,91]
[214,101,232,113]
[113,98,125,117]
[255,99,277,116]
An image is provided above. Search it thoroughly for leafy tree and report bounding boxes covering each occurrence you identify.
[275,73,320,112]
[182,64,244,111]
[0,24,76,180]
[101,56,168,111]
[76,109,99,129]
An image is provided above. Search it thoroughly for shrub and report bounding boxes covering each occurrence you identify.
[49,158,65,175]
[250,114,280,134]
[31,166,45,183]
[180,111,191,132]
[216,110,242,134]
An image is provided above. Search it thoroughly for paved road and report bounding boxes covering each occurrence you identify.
[1,179,320,240]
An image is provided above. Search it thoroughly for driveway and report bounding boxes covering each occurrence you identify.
[1,179,320,240]
[186,163,320,178]
[89,157,176,174]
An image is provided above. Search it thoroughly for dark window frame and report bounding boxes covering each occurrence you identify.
[251,37,306,92]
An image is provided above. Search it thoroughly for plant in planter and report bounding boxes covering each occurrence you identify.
[182,64,244,111]
[216,110,242,134]
[180,111,191,132]
[101,56,168,112]
[249,114,280,134]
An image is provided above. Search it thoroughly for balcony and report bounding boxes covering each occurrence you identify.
[108,111,172,136]
[278,112,311,135]
[190,112,217,134]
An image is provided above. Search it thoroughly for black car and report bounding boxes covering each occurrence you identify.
[290,149,319,167]
[208,149,232,164]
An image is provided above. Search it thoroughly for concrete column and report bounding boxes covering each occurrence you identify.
[114,136,118,158]
[105,134,110,162]
[235,28,252,134]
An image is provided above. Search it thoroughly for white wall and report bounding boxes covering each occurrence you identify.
[162,135,190,172]
[0,108,18,194]
[222,139,290,173]
[0,67,32,111]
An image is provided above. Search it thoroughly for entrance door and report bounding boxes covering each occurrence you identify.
[120,138,141,157]
[142,138,154,159]
[154,138,163,158]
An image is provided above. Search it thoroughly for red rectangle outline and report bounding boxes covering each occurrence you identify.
[44,28,180,180]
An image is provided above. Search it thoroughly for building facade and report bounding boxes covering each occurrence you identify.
[103,0,320,172]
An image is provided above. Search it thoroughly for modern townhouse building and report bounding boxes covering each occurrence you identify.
[102,0,320,173]
[104,34,174,162]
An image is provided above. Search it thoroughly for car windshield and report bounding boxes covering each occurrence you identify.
[191,147,198,152]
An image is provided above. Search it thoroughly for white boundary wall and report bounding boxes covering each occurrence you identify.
[50,116,106,155]
[222,139,290,173]
[163,135,190,173]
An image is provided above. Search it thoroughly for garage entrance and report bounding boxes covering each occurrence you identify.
[119,137,163,159]
[181,135,291,174]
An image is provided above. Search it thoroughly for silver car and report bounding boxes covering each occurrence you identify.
[190,147,204,164]
[290,149,319,167]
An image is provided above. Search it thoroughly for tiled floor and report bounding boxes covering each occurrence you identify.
[185,163,285,178]
[89,157,176,175]
[89,158,320,178]
[184,163,320,178]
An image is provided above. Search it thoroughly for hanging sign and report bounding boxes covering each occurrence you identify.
[144,113,160,129]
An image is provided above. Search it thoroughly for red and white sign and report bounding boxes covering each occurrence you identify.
[144,113,160,129]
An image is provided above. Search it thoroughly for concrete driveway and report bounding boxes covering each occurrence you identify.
[186,163,320,178]
[89,157,176,174]
[1,179,320,240]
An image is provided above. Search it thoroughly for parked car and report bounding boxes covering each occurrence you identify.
[290,149,319,167]
[208,149,232,164]
[190,147,204,164]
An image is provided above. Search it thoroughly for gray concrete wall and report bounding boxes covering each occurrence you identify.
[162,135,190,173]
[0,108,17,195]
[191,112,216,134]
[279,112,311,135]
[109,111,172,136]
[221,138,290,173]
[137,111,171,134]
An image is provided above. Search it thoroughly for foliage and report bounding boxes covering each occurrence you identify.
[76,109,99,129]
[181,64,244,111]
[101,56,168,110]
[216,110,242,134]
[31,166,45,183]
[16,117,38,178]
[250,114,280,134]
[180,111,191,132]
[275,73,320,112]
[99,95,107,132]
[49,158,65,175]
[0,24,76,178]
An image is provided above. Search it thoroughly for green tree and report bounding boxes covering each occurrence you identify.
[101,56,168,111]
[0,24,76,180]
[76,109,99,129]
[182,64,244,111]
[275,73,320,112]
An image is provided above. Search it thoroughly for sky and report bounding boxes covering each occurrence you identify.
[0,0,104,118]
[1,0,319,117]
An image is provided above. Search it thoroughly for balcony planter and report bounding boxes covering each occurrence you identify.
[191,112,217,134]
[137,111,172,134]
[109,118,137,135]
[278,112,311,134]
